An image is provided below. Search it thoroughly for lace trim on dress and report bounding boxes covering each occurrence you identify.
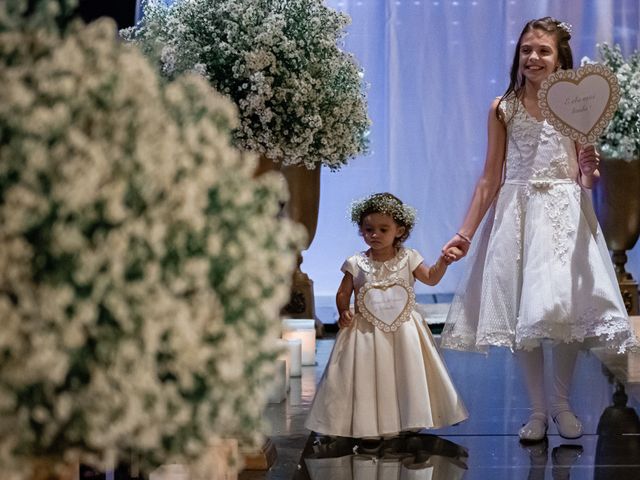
[513,102,543,134]
[355,247,409,277]
[543,188,575,264]
[522,173,579,264]
[498,95,517,124]
[516,312,638,353]
[513,190,524,263]
[439,332,491,354]
[442,314,638,354]
[504,106,544,180]
[356,277,417,333]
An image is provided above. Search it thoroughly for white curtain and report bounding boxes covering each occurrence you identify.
[135,0,640,296]
[306,0,640,296]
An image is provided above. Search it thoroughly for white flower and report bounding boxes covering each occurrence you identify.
[0,2,306,476]
[125,0,370,170]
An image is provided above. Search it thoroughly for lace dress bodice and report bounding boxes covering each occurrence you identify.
[500,97,579,184]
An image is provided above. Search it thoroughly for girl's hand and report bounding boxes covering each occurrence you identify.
[442,246,464,265]
[442,234,471,260]
[338,310,354,329]
[578,145,600,177]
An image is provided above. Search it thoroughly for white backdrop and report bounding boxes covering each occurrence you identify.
[305,0,640,296]
[135,0,640,296]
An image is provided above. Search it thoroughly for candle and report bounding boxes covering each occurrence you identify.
[278,343,291,391]
[287,338,302,377]
[267,359,287,403]
[282,318,316,366]
[282,329,315,366]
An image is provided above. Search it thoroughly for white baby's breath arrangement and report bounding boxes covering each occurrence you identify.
[596,43,640,159]
[0,0,305,477]
[123,0,370,170]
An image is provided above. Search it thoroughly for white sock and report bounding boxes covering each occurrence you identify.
[516,347,547,420]
[550,342,579,418]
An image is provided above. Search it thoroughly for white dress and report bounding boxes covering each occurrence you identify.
[441,96,637,353]
[305,247,468,438]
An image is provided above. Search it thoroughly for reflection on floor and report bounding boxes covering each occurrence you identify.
[243,331,640,480]
[298,434,469,479]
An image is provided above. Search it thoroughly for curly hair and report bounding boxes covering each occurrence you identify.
[349,192,417,244]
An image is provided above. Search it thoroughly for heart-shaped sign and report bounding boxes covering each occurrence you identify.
[357,278,416,332]
[537,64,620,144]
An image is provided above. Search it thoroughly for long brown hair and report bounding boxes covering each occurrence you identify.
[497,17,573,120]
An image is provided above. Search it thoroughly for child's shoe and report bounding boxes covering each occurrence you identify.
[519,413,548,442]
[552,411,583,439]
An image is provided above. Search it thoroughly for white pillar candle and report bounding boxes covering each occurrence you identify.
[281,318,316,366]
[267,359,287,403]
[277,343,291,392]
[287,338,302,377]
[282,329,315,366]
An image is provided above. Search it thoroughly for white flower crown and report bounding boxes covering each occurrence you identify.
[558,21,572,36]
[349,193,417,230]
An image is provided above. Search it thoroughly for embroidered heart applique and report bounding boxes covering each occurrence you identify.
[357,278,416,332]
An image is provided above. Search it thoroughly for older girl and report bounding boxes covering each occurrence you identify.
[441,17,636,442]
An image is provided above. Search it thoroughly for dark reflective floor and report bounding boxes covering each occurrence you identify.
[242,329,640,480]
[298,434,469,479]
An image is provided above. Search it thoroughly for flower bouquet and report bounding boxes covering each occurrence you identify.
[123,0,370,170]
[0,0,305,477]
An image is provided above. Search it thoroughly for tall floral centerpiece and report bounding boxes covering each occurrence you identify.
[125,0,370,320]
[125,0,369,170]
[592,43,640,314]
[0,0,305,478]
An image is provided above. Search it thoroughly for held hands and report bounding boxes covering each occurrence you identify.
[578,145,600,178]
[441,246,464,265]
[338,309,354,329]
[442,233,471,261]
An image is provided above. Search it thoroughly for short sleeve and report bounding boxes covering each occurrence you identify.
[340,256,358,277]
[407,248,425,272]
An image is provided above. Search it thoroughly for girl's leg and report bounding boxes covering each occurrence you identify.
[550,342,583,438]
[516,347,548,441]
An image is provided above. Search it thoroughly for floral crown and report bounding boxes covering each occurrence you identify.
[349,193,417,231]
[557,21,572,36]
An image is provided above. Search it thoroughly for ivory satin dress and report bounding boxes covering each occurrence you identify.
[305,248,468,438]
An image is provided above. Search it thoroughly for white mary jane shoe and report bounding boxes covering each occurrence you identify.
[519,415,548,442]
[552,411,583,439]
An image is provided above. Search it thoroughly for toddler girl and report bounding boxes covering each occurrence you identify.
[306,192,468,439]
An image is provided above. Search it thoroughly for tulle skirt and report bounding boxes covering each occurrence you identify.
[441,182,636,353]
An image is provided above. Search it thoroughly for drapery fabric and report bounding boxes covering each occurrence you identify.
[135,0,640,295]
